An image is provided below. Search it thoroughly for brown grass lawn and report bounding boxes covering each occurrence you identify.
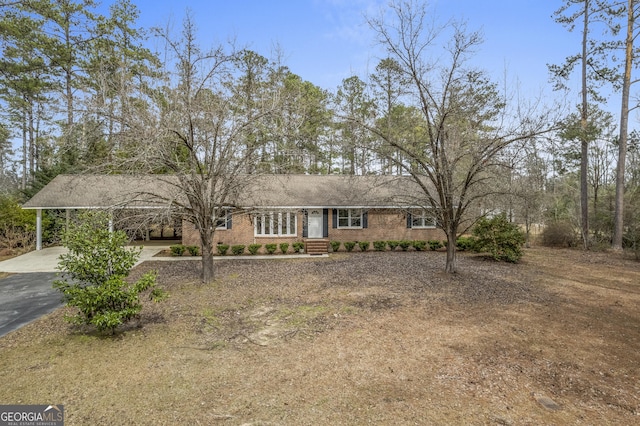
[0,247,639,425]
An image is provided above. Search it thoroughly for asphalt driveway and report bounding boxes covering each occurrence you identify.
[0,246,169,337]
[0,272,62,338]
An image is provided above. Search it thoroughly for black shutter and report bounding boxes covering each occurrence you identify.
[302,210,308,237]
[226,211,232,229]
[323,209,329,237]
[407,212,412,228]
[332,209,337,228]
[362,211,368,229]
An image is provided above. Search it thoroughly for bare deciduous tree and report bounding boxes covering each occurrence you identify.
[123,14,278,283]
[366,0,553,273]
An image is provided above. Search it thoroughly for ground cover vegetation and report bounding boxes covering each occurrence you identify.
[0,247,639,424]
[0,1,639,278]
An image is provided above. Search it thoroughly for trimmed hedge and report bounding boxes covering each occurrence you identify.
[373,241,387,251]
[344,241,356,252]
[170,244,185,256]
[231,245,245,255]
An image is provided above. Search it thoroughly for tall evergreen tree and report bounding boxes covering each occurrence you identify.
[334,75,375,175]
[613,0,639,250]
[550,0,622,249]
[370,57,410,174]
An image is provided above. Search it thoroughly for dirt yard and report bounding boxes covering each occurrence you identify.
[0,247,638,425]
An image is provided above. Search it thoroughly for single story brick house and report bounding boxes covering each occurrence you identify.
[22,174,445,254]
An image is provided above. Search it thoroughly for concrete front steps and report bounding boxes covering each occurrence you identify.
[305,239,329,255]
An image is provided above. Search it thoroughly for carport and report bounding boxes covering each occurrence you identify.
[21,174,183,250]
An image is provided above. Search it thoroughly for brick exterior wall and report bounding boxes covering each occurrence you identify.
[328,209,444,244]
[182,211,304,255]
[182,208,446,254]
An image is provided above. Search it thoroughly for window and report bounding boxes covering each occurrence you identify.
[337,209,363,228]
[255,211,297,236]
[410,209,436,228]
[215,210,230,229]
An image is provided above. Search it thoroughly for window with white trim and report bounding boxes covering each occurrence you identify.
[337,208,363,228]
[411,209,436,228]
[215,211,229,229]
[254,211,297,236]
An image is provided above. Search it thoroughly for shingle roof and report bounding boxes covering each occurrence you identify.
[21,175,183,209]
[22,174,427,209]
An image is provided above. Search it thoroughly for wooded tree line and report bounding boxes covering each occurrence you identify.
[1,0,640,278]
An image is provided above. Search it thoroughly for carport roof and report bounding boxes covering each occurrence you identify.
[22,174,183,209]
[22,174,429,210]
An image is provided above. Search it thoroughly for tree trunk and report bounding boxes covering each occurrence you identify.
[580,138,589,248]
[64,12,74,129]
[444,230,458,274]
[199,229,216,284]
[580,0,590,250]
[21,112,27,190]
[613,0,634,250]
[28,102,34,176]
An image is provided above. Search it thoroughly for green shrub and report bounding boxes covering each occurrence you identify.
[358,241,370,252]
[387,240,399,251]
[265,243,277,254]
[398,240,411,251]
[373,240,387,251]
[428,239,443,251]
[170,244,185,256]
[186,245,200,256]
[216,244,230,255]
[248,243,262,255]
[472,214,526,263]
[330,241,341,252]
[456,236,476,251]
[292,242,305,253]
[53,211,165,334]
[344,241,356,252]
[231,244,245,255]
[279,242,290,254]
[412,240,427,251]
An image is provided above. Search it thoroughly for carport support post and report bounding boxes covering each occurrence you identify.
[36,209,42,250]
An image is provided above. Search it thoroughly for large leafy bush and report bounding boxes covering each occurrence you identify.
[53,211,166,334]
[472,214,526,263]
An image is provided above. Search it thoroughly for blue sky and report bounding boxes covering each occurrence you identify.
[128,0,584,103]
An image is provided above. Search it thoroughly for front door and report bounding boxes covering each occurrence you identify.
[308,209,323,239]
